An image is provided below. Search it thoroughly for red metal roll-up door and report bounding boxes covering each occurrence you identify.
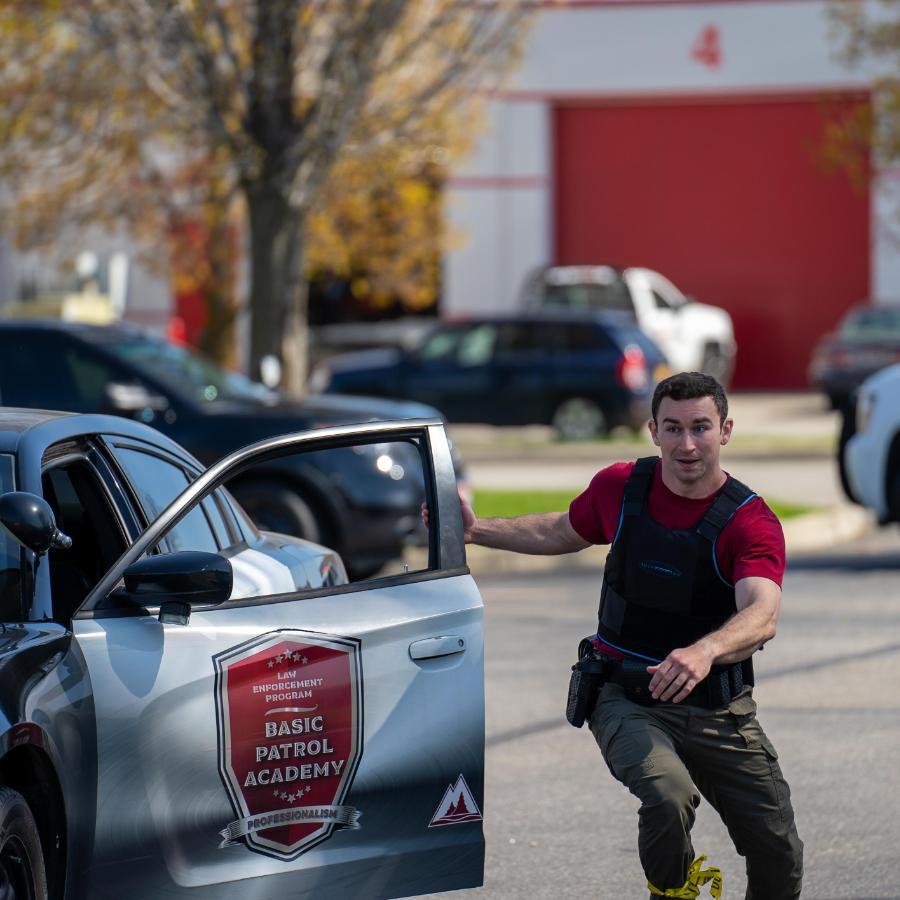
[553,95,871,389]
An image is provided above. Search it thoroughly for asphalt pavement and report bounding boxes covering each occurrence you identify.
[421,527,900,900]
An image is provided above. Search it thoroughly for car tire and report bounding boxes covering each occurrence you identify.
[229,481,323,544]
[0,787,48,900]
[888,461,900,523]
[837,403,859,504]
[552,398,607,440]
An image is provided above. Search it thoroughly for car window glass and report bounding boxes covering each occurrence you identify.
[203,493,234,547]
[841,307,900,338]
[0,331,78,409]
[106,333,278,404]
[64,346,122,408]
[418,328,465,362]
[559,323,615,352]
[41,458,129,624]
[456,324,496,366]
[543,282,634,313]
[0,453,23,620]
[496,323,540,354]
[131,438,431,604]
[111,446,219,553]
[651,290,674,311]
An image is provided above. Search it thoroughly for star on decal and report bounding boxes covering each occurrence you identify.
[275,654,284,664]
[273,789,280,797]
[301,656,308,664]
[267,660,274,669]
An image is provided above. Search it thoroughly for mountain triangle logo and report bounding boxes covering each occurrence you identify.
[429,774,482,828]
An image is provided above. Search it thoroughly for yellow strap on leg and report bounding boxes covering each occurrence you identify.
[647,855,724,899]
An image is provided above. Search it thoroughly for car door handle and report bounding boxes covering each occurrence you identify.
[409,635,467,660]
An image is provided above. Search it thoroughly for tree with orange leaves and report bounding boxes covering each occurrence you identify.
[0,1,528,387]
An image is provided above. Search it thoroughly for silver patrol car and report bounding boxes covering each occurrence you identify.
[0,410,484,899]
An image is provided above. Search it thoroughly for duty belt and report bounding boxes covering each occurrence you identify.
[604,656,746,709]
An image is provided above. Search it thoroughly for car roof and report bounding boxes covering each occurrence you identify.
[0,408,205,492]
[0,318,145,344]
[440,308,637,327]
[540,264,626,283]
[0,408,72,444]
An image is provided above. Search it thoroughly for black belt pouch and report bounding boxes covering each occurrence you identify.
[614,658,655,705]
[566,641,608,728]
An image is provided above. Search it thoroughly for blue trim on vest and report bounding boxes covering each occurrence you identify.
[711,492,758,587]
[611,496,626,547]
[594,635,663,665]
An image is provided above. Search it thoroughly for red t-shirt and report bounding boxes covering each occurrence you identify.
[568,461,786,589]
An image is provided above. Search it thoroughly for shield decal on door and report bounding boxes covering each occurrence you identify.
[213,629,363,860]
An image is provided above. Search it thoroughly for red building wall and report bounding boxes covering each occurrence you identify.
[553,94,871,388]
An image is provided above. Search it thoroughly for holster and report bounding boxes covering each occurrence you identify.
[608,658,655,705]
[565,639,611,728]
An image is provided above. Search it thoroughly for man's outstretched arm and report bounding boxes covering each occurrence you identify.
[429,494,591,556]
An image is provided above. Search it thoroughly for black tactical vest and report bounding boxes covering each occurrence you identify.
[597,456,757,686]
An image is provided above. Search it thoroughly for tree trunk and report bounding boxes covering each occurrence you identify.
[198,217,239,367]
[245,181,308,394]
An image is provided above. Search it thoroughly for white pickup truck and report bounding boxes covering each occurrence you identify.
[845,363,900,523]
[522,265,737,384]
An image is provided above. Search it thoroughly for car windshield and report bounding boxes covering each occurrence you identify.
[0,453,23,619]
[840,307,900,340]
[417,324,497,366]
[108,335,279,404]
[543,281,635,314]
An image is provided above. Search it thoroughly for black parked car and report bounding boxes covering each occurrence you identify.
[808,304,900,409]
[0,321,448,577]
[310,310,670,439]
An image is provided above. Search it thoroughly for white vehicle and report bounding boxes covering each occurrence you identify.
[845,363,900,523]
[522,265,737,383]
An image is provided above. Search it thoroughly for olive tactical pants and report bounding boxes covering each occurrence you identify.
[589,683,803,899]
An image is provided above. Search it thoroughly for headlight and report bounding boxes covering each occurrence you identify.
[856,390,875,434]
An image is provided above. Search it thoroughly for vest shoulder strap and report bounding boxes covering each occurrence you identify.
[696,476,756,542]
[622,456,658,516]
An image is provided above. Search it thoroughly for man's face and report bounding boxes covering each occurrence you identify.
[648,395,733,492]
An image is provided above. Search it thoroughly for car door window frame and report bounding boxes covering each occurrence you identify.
[103,437,236,554]
[36,440,138,622]
[0,452,25,621]
[75,419,464,618]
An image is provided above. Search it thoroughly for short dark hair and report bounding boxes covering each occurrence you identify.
[651,372,728,424]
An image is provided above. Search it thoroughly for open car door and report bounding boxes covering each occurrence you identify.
[71,419,484,899]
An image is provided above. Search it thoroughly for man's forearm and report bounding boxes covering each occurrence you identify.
[695,601,777,666]
[469,512,589,555]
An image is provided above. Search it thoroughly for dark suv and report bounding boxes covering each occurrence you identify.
[0,320,445,577]
[311,310,669,438]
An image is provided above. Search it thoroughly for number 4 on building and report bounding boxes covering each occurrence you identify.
[691,25,722,69]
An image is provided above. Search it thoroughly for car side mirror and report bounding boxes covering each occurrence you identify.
[0,492,73,555]
[105,381,170,414]
[120,551,233,625]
